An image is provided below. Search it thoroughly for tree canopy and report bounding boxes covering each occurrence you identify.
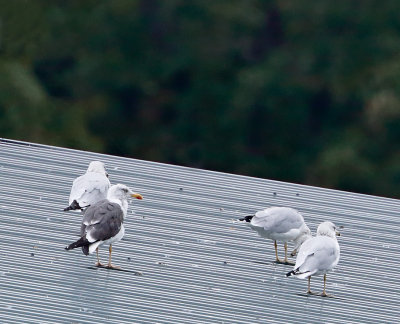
[1,0,400,197]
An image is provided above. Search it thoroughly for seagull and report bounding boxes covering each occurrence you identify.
[64,161,111,211]
[239,207,311,264]
[65,184,143,269]
[286,221,341,297]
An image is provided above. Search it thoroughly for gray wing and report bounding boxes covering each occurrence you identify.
[81,200,124,242]
[295,236,340,276]
[252,207,304,234]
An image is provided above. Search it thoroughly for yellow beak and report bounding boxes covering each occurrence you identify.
[131,193,143,200]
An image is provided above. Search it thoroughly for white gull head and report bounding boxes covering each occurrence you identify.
[107,184,143,217]
[317,221,340,239]
[292,224,312,252]
[87,161,108,176]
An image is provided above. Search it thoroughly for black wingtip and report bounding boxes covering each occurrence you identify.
[82,245,89,256]
[65,236,89,251]
[286,270,295,277]
[238,215,254,222]
[63,200,82,212]
[65,244,73,251]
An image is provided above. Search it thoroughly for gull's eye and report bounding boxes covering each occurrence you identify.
[123,188,128,193]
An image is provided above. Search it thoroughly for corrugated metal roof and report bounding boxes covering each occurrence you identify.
[0,137,399,324]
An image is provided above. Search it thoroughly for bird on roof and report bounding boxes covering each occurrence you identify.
[239,207,311,264]
[65,184,143,269]
[64,161,111,211]
[286,221,340,297]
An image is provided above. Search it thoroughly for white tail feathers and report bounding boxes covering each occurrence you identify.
[88,241,102,255]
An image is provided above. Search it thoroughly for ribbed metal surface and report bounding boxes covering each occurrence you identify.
[0,138,399,324]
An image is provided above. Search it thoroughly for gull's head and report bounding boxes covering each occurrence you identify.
[317,221,340,238]
[293,224,312,248]
[87,161,108,177]
[302,224,312,237]
[107,184,143,201]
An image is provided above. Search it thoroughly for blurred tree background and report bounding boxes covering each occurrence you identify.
[1,0,400,197]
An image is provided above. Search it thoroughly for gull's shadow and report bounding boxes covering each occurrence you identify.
[86,265,143,275]
[251,260,294,266]
[272,261,295,266]
[252,261,270,265]
[295,292,342,300]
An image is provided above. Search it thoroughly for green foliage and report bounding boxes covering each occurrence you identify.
[1,0,400,197]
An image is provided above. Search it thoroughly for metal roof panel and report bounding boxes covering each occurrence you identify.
[0,138,399,323]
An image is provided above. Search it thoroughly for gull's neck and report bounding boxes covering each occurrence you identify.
[108,197,128,218]
[317,231,337,240]
[87,169,105,175]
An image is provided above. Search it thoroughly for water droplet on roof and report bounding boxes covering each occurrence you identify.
[197,239,216,245]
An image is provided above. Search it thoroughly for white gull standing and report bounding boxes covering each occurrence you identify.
[286,221,340,297]
[65,184,143,269]
[64,161,111,211]
[239,207,311,264]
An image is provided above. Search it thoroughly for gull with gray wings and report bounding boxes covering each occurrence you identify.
[239,207,311,264]
[286,221,341,297]
[65,184,143,269]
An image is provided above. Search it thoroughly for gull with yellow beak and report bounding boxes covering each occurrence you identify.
[286,221,341,297]
[65,184,143,269]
